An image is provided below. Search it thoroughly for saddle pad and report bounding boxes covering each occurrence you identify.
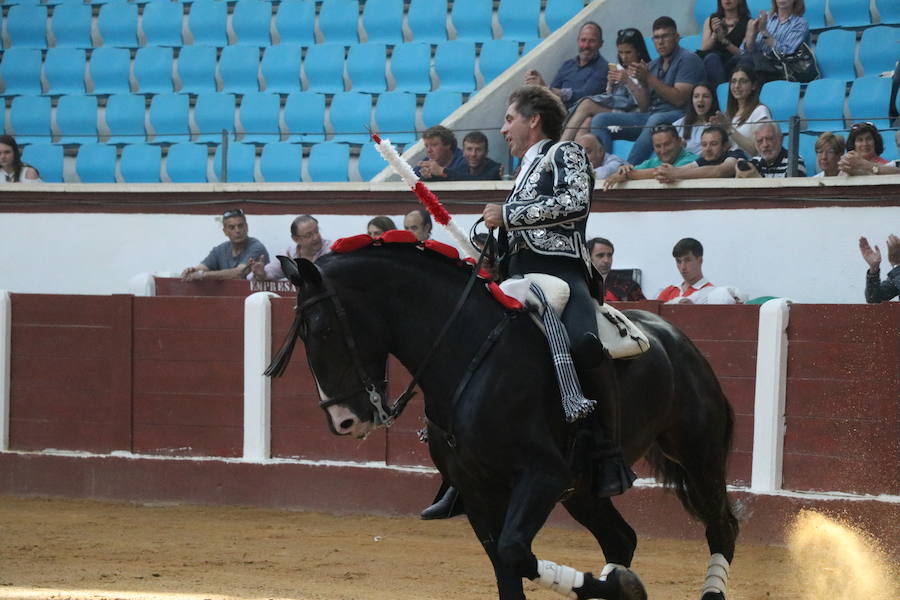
[499,274,650,360]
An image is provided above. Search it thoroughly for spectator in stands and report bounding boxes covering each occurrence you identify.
[446,131,503,180]
[697,0,751,86]
[561,28,651,141]
[838,122,896,176]
[182,209,270,282]
[524,22,609,111]
[577,133,625,179]
[0,135,40,183]
[812,132,844,177]
[709,65,771,155]
[414,126,466,181]
[657,237,715,304]
[404,208,432,241]
[673,83,721,155]
[367,216,397,238]
[653,125,746,182]
[249,215,330,282]
[588,237,646,301]
[602,123,699,188]
[735,119,806,178]
[739,0,810,83]
[590,17,706,166]
[860,234,900,303]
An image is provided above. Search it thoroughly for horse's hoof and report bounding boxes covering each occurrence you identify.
[700,592,725,600]
[613,568,647,600]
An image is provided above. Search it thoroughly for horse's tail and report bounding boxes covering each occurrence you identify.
[644,370,737,527]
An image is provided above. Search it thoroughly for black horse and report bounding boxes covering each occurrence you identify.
[269,237,738,600]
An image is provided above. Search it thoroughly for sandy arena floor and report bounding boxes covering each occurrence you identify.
[0,496,891,600]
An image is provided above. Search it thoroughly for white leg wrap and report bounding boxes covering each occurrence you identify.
[599,562,626,580]
[700,553,730,597]
[536,559,585,599]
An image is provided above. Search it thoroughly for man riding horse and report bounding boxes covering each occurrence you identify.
[422,85,636,520]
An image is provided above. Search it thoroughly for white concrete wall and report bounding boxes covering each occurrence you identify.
[1,204,897,303]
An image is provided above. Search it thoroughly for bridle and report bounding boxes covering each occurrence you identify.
[266,234,495,428]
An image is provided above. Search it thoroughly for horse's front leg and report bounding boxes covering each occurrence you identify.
[464,502,527,600]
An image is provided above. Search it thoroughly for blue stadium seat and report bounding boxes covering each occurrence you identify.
[801,78,847,131]
[827,0,872,28]
[693,0,716,33]
[611,138,634,161]
[97,2,139,48]
[759,80,800,124]
[318,0,360,45]
[10,95,52,144]
[119,143,162,182]
[805,0,829,30]
[544,0,584,32]
[165,142,210,181]
[43,48,87,96]
[347,42,387,93]
[361,0,403,45]
[479,39,519,86]
[435,40,476,92]
[303,43,346,93]
[134,47,175,94]
[846,76,893,129]
[716,81,728,112]
[813,29,857,80]
[858,26,900,76]
[421,90,461,128]
[389,42,432,93]
[645,37,659,61]
[55,95,99,144]
[49,2,94,49]
[796,131,819,174]
[193,92,236,143]
[188,0,228,46]
[406,0,447,44]
[5,5,48,49]
[875,0,900,25]
[374,90,416,145]
[75,143,117,182]
[149,93,191,143]
[328,91,372,143]
[261,44,301,93]
[176,45,218,94]
[214,142,256,181]
[306,141,349,181]
[239,92,281,143]
[1,48,43,96]
[274,0,316,46]
[284,91,326,142]
[882,130,899,162]
[21,143,64,182]
[259,141,302,181]
[141,1,184,47]
[522,39,542,55]
[232,0,273,46]
[450,0,492,42]
[104,94,148,144]
[497,0,540,43]
[219,45,261,94]
[357,142,388,180]
[747,0,769,15]
[88,47,132,95]
[680,34,702,52]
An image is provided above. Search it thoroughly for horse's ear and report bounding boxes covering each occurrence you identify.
[278,255,303,286]
[297,258,322,286]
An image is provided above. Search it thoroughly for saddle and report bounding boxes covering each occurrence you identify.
[499,274,650,360]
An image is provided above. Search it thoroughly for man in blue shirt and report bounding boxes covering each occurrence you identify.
[523,22,609,111]
[590,16,705,166]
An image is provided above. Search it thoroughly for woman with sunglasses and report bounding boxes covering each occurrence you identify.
[698,0,751,86]
[838,122,900,176]
[561,28,651,141]
[709,65,770,155]
[673,83,721,155]
[0,135,41,183]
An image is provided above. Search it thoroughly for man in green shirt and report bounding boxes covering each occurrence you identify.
[602,123,698,189]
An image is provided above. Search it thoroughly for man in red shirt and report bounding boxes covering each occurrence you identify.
[657,237,714,304]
